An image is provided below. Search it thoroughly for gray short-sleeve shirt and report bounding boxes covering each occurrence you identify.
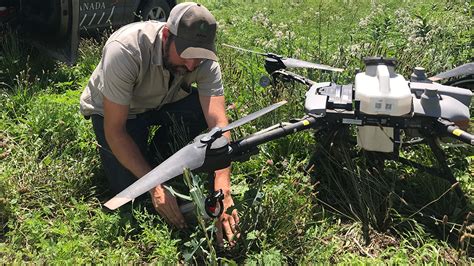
[80,21,224,117]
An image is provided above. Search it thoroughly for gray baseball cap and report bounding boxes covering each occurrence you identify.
[166,2,217,61]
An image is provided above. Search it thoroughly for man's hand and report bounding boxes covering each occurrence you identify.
[150,185,187,229]
[199,95,239,246]
[216,194,239,247]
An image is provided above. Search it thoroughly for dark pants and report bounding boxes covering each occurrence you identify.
[91,91,208,195]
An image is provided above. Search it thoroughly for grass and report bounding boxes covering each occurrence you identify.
[1,0,473,263]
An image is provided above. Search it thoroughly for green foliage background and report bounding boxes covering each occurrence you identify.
[1,0,473,263]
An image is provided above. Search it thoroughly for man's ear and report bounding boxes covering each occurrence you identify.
[162,26,169,41]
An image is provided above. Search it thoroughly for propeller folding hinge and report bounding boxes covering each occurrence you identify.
[265,57,286,74]
[200,127,223,144]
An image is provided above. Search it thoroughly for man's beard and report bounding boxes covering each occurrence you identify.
[163,38,190,76]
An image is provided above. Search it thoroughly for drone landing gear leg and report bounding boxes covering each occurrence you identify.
[426,137,466,203]
[363,151,387,176]
[306,126,340,216]
[306,125,342,176]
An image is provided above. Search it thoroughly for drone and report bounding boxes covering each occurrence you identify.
[104,44,473,217]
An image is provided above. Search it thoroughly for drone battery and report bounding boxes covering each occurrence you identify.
[305,83,353,115]
[319,83,353,110]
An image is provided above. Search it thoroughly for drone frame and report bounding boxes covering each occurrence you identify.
[104,56,473,211]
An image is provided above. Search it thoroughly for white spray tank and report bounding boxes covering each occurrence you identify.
[355,57,412,152]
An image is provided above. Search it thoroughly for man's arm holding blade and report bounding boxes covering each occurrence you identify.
[199,94,240,247]
[103,98,186,229]
[103,98,152,178]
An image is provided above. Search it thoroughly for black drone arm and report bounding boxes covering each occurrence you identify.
[270,69,316,87]
[196,116,319,173]
[436,118,474,145]
[231,116,318,152]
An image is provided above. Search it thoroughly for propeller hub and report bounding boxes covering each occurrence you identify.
[209,135,229,152]
[265,57,286,74]
[200,127,222,143]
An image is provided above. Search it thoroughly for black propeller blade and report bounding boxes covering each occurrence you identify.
[222,43,268,56]
[429,62,474,81]
[104,101,287,210]
[223,43,344,72]
[222,100,287,132]
[281,58,344,72]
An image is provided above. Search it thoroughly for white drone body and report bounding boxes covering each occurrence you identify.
[355,60,413,152]
[305,57,473,153]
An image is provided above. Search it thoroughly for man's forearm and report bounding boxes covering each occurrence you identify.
[105,130,152,178]
[214,167,232,196]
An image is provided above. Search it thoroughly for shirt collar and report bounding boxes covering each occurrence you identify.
[152,26,165,66]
